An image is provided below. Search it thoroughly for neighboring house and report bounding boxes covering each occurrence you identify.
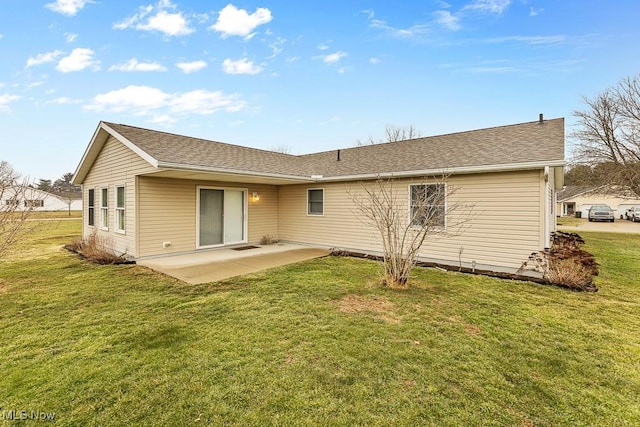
[557,186,640,219]
[72,117,564,274]
[1,186,82,211]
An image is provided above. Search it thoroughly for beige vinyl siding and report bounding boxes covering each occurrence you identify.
[278,170,543,271]
[82,136,155,257]
[137,176,278,257]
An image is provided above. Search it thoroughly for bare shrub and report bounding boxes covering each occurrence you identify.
[66,233,128,264]
[260,234,279,245]
[547,259,596,290]
[349,175,473,289]
[0,161,40,258]
[518,231,598,291]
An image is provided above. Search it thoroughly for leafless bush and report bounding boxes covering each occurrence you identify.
[260,234,279,245]
[65,233,128,264]
[547,259,596,291]
[518,231,598,291]
[349,175,473,289]
[0,161,40,258]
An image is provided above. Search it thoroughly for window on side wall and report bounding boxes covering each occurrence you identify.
[88,189,95,226]
[100,187,108,230]
[409,184,446,228]
[24,199,44,208]
[116,186,125,233]
[307,188,324,215]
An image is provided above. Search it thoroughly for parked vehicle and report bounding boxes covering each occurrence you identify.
[625,206,640,220]
[633,209,640,222]
[588,205,615,222]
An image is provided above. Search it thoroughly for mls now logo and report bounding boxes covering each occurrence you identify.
[1,407,56,421]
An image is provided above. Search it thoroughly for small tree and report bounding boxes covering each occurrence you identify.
[572,73,640,195]
[270,144,293,154]
[36,178,52,192]
[349,175,472,289]
[356,124,422,146]
[52,172,81,216]
[0,161,39,257]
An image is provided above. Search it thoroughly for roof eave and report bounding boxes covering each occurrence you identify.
[155,161,316,183]
[314,159,566,183]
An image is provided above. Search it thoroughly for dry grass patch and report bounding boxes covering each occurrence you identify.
[335,294,400,324]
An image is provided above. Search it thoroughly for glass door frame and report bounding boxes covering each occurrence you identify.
[196,186,248,249]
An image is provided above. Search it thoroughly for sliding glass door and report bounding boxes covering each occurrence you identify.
[198,188,246,248]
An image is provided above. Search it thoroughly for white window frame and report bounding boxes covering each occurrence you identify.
[408,183,446,229]
[115,185,125,234]
[100,187,109,230]
[88,188,95,227]
[307,188,324,216]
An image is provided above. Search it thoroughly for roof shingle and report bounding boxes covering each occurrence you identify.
[104,117,564,179]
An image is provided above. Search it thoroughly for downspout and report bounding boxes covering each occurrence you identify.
[544,166,551,249]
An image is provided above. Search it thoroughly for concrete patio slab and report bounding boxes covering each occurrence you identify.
[137,243,330,284]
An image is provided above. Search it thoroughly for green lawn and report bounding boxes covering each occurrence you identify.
[1,222,639,426]
[556,216,583,227]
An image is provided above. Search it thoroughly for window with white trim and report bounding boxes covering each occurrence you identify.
[116,186,125,233]
[5,198,19,207]
[410,184,445,228]
[307,189,324,215]
[24,199,44,208]
[88,189,95,227]
[100,187,108,230]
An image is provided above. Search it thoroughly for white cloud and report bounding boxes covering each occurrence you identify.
[435,10,460,30]
[0,94,20,111]
[482,35,566,45]
[361,9,375,20]
[222,58,263,75]
[114,0,194,37]
[56,48,100,72]
[317,43,329,51]
[175,60,207,74]
[65,33,78,43]
[171,90,246,114]
[109,58,167,72]
[48,97,76,104]
[266,37,286,59]
[211,4,272,39]
[463,0,511,14]
[84,85,246,116]
[26,50,63,67]
[370,19,430,38]
[45,0,91,16]
[320,51,348,65]
[469,65,518,73]
[369,57,381,64]
[530,7,543,17]
[86,85,170,113]
[149,114,177,124]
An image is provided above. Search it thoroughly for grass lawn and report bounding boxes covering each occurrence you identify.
[29,210,82,219]
[556,216,583,227]
[1,222,639,426]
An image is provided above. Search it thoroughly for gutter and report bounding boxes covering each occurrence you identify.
[151,159,564,184]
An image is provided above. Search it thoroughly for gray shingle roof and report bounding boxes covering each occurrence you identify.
[104,117,564,179]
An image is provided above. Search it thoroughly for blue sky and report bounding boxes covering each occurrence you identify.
[1,0,639,180]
